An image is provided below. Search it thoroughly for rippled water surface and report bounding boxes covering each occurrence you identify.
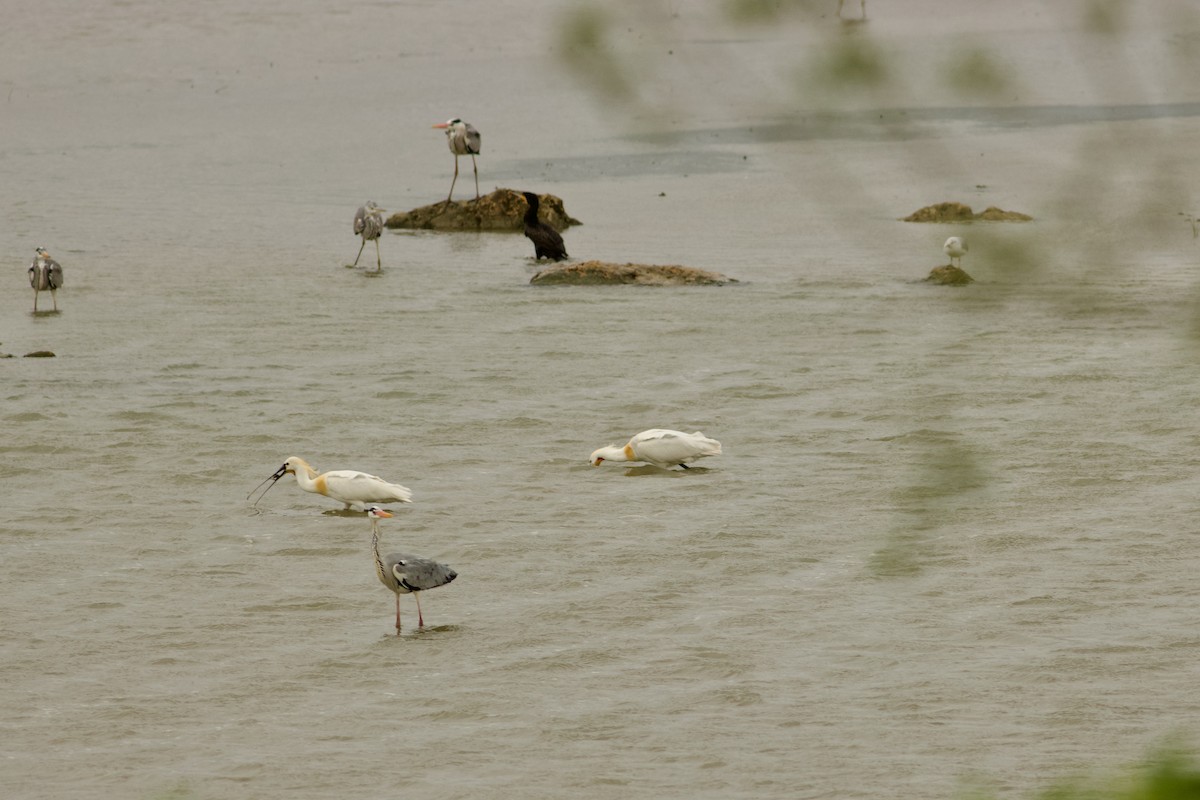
[4,2,1200,798]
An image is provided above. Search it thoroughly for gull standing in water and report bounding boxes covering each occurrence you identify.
[29,247,64,312]
[590,429,722,470]
[352,201,385,270]
[432,118,481,204]
[943,236,968,268]
[248,457,413,511]
[368,506,457,632]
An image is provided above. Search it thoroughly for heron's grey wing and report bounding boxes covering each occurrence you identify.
[49,260,63,288]
[354,206,367,235]
[465,124,481,155]
[388,552,457,592]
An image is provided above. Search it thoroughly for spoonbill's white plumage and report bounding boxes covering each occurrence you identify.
[249,456,413,510]
[368,506,457,632]
[590,429,722,470]
[943,236,968,268]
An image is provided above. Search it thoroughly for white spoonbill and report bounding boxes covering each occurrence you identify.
[369,506,457,632]
[943,236,968,268]
[590,429,722,470]
[248,456,413,510]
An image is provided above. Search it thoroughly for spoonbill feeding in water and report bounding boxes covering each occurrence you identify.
[943,236,968,268]
[248,456,413,510]
[432,118,481,204]
[368,506,457,632]
[590,429,722,470]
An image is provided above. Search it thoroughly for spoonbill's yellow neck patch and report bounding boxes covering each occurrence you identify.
[623,443,636,461]
[313,475,329,496]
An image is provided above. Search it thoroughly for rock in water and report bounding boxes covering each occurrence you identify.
[386,188,580,232]
[531,261,736,286]
[925,265,974,286]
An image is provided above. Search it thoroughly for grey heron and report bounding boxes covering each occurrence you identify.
[248,456,413,511]
[28,247,63,312]
[521,191,568,261]
[352,201,385,270]
[368,506,457,632]
[432,118,481,204]
[590,429,722,470]
[943,236,968,268]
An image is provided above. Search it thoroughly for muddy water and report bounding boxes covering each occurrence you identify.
[3,2,1200,798]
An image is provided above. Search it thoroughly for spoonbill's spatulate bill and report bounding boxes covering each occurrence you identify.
[352,201,385,270]
[368,506,457,632]
[29,247,64,313]
[943,236,968,268]
[590,429,722,470]
[248,456,413,510]
[433,118,481,204]
[521,191,568,261]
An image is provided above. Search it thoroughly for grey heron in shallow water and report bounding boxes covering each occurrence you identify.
[368,506,457,632]
[943,236,968,268]
[28,247,63,312]
[352,201,385,270]
[432,118,481,204]
[521,191,568,261]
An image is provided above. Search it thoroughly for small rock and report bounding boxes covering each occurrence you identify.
[531,261,736,286]
[23,350,56,358]
[925,265,974,286]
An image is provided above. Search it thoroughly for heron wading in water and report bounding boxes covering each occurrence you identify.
[943,236,968,268]
[28,247,64,312]
[368,506,457,632]
[590,429,722,470]
[433,118,481,205]
[248,456,413,511]
[521,191,568,261]
[352,201,385,270]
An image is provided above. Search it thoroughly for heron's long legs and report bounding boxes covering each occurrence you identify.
[374,238,381,271]
[446,155,460,205]
[471,155,479,201]
[353,239,367,267]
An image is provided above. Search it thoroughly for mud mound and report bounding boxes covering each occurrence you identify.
[903,202,1031,222]
[531,261,736,286]
[385,189,581,232]
[924,265,974,286]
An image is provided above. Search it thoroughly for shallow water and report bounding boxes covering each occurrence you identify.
[4,2,1200,798]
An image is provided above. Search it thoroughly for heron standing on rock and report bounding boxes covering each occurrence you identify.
[352,201,385,270]
[28,247,63,312]
[432,118,481,205]
[368,506,457,632]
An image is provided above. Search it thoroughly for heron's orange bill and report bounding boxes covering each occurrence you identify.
[375,510,394,518]
[432,123,448,129]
